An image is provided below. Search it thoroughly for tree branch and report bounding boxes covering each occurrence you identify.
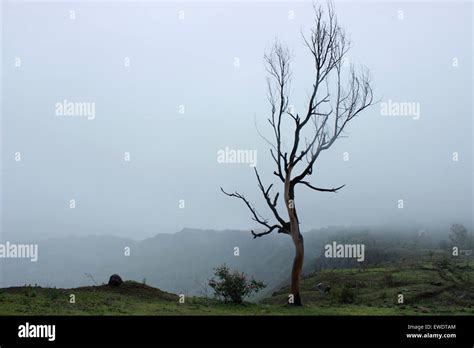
[300,181,345,192]
[251,225,281,239]
[254,168,286,226]
[220,187,287,238]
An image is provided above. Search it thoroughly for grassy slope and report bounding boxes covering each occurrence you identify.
[0,281,416,316]
[266,254,474,315]
[1,256,473,316]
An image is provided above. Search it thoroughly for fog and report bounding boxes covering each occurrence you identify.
[1,0,472,242]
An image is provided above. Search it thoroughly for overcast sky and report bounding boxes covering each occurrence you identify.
[1,0,472,241]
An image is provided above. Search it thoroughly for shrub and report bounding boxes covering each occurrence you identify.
[332,285,355,304]
[208,264,265,304]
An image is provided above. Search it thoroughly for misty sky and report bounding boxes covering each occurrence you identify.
[1,0,473,241]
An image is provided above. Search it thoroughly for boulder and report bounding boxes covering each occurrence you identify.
[314,282,331,293]
[108,274,123,287]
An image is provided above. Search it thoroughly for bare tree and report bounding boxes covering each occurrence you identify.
[221,2,374,306]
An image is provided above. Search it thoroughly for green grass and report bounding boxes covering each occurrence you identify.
[0,283,423,316]
[1,256,473,316]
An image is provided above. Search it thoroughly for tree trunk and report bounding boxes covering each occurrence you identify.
[284,168,304,306]
[290,225,304,306]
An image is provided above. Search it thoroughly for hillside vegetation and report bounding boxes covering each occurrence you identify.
[1,254,472,316]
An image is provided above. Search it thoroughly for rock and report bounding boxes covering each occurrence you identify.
[108,274,123,287]
[314,282,331,293]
